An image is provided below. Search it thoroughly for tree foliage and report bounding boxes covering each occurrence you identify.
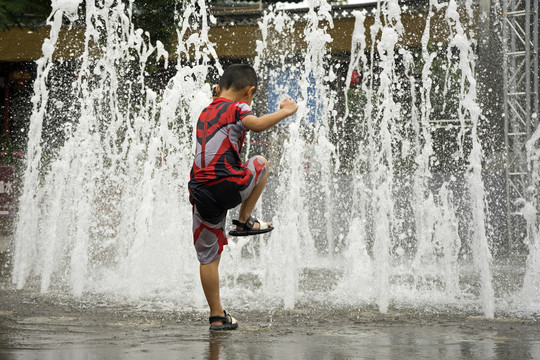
[0,0,50,31]
[131,0,181,51]
[1,0,181,51]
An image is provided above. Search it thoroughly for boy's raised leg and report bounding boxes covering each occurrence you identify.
[237,156,272,230]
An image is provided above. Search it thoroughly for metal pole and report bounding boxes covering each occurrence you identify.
[533,0,539,130]
[525,0,531,140]
[502,0,512,248]
[533,0,539,218]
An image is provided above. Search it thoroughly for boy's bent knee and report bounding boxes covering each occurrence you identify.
[255,155,269,168]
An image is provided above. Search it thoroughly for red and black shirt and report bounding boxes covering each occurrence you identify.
[189,97,254,187]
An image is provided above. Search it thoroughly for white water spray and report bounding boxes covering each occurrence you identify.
[9,0,539,318]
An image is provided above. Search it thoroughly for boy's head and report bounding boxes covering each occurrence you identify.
[219,64,258,92]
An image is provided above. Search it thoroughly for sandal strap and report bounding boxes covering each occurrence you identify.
[232,219,243,228]
[209,310,232,324]
[209,315,226,324]
[245,216,256,230]
[232,216,259,231]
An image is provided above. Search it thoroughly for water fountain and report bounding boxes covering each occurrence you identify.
[9,0,540,319]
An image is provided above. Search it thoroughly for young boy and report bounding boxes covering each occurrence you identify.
[188,64,298,330]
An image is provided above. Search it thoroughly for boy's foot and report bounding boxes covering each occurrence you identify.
[229,216,274,236]
[209,310,238,330]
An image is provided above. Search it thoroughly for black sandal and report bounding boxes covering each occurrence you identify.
[209,310,239,330]
[228,216,274,237]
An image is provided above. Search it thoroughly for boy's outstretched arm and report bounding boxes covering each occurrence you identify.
[242,97,298,133]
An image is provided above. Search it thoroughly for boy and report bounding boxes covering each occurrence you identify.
[188,64,298,330]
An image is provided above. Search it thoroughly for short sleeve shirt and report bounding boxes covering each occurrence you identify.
[189,97,253,185]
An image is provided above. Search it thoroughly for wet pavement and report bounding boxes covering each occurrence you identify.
[1,232,539,359]
[0,288,539,359]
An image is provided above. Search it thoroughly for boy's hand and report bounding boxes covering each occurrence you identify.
[280,97,298,116]
[242,96,298,132]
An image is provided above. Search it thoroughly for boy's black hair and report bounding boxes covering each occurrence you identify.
[219,64,258,91]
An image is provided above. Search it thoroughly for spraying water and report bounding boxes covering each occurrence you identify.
[521,121,540,312]
[9,0,540,319]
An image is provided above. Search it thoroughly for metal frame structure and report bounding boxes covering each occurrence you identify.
[502,0,539,248]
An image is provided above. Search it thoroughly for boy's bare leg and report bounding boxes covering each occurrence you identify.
[200,255,225,325]
[238,156,272,230]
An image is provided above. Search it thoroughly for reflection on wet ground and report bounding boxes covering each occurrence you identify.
[0,289,539,359]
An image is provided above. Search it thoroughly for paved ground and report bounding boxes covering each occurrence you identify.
[1,233,539,360]
[0,287,539,360]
